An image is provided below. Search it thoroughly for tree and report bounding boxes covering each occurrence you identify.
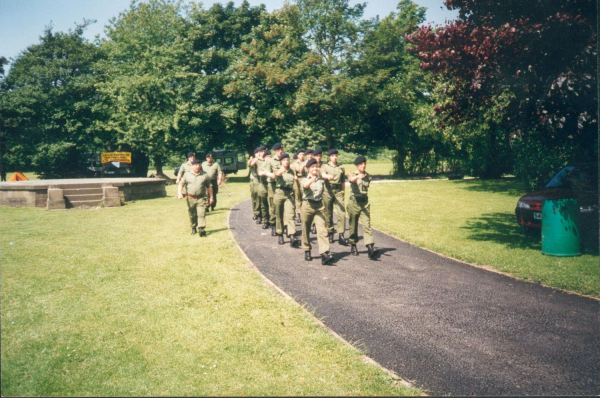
[407,0,597,182]
[0,23,103,178]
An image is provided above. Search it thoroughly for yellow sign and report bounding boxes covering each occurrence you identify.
[101,152,132,163]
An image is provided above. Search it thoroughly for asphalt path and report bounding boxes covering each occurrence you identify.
[229,198,599,396]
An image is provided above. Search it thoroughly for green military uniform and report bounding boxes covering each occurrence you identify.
[249,160,260,218]
[321,161,346,235]
[256,159,270,223]
[347,170,374,246]
[202,160,222,210]
[266,156,281,225]
[177,160,194,181]
[273,168,297,236]
[301,175,330,254]
[291,158,306,218]
[181,170,211,230]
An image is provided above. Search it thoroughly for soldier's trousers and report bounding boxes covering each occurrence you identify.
[301,199,330,254]
[347,196,374,246]
[267,182,276,224]
[323,188,346,235]
[187,196,208,229]
[209,181,219,209]
[293,179,303,216]
[257,181,270,222]
[273,188,296,235]
[250,180,259,216]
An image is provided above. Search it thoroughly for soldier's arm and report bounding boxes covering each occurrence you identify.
[208,185,214,205]
[303,176,316,189]
[348,172,360,183]
[217,164,223,185]
[176,163,184,184]
[178,180,185,199]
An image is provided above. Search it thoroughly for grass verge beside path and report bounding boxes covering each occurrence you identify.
[369,178,599,297]
[1,178,421,396]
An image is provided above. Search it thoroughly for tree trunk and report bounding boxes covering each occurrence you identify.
[154,155,163,175]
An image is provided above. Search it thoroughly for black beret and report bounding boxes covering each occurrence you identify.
[191,159,202,165]
[296,148,306,154]
[293,153,298,160]
[253,147,260,154]
[206,152,214,158]
[264,150,271,156]
[305,148,314,155]
[313,148,323,155]
[305,158,318,168]
[279,152,290,161]
[272,142,282,150]
[187,151,195,158]
[257,145,267,151]
[354,155,367,165]
[328,149,338,156]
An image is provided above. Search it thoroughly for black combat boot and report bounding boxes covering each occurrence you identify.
[271,225,276,236]
[252,214,257,220]
[191,227,197,235]
[304,251,312,261]
[256,217,262,224]
[261,222,270,229]
[351,245,359,256]
[278,234,284,245]
[367,244,376,259]
[289,235,300,248]
[321,252,334,265]
[296,214,301,223]
[199,228,207,237]
[338,233,349,246]
[205,207,210,213]
[311,224,317,234]
[283,225,288,236]
[328,233,334,243]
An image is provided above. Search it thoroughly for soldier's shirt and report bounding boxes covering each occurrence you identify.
[321,162,346,186]
[291,160,307,179]
[182,171,211,197]
[266,157,282,183]
[249,162,259,182]
[349,171,371,198]
[276,168,295,189]
[302,176,325,201]
[177,161,194,179]
[201,161,222,182]
[257,159,269,183]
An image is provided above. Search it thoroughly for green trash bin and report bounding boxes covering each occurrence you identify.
[541,198,581,256]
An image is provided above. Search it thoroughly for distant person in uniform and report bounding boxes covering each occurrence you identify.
[266,143,284,236]
[257,148,271,228]
[301,158,334,265]
[248,147,261,220]
[270,153,300,247]
[347,156,376,258]
[291,149,306,223]
[321,149,349,245]
[202,152,222,212]
[178,159,213,237]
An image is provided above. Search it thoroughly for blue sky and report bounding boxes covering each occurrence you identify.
[1,0,458,68]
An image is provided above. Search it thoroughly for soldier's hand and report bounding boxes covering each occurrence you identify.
[178,193,184,199]
[209,197,214,205]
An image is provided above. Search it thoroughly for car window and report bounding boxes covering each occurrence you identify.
[546,166,598,190]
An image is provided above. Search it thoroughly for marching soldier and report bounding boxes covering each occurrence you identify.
[290,149,306,223]
[270,153,300,247]
[266,143,284,236]
[248,147,261,220]
[347,156,376,258]
[202,152,223,212]
[301,158,334,265]
[256,146,270,227]
[177,159,213,237]
[321,149,349,245]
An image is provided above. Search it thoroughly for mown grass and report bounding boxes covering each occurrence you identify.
[1,179,421,396]
[368,178,599,297]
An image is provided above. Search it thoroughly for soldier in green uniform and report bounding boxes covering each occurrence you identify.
[321,149,349,245]
[177,159,214,237]
[176,151,196,186]
[270,153,300,247]
[301,158,334,265]
[248,147,261,220]
[347,155,376,258]
[256,148,271,229]
[202,152,223,212]
[290,149,306,223]
[266,143,284,236]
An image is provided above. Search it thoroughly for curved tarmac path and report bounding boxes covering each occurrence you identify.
[229,199,599,396]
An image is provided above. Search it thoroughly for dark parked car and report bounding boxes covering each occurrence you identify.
[515,164,598,246]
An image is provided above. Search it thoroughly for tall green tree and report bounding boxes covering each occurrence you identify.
[0,23,103,178]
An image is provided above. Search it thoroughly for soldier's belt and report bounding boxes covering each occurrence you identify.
[187,193,206,199]
[277,186,293,192]
[329,183,342,189]
[351,195,368,203]
[307,199,322,204]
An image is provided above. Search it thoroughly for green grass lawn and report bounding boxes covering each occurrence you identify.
[1,179,420,396]
[369,178,599,297]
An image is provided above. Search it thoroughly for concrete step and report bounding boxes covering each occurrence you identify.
[54,183,105,190]
[63,187,104,195]
[64,193,103,202]
[66,199,102,208]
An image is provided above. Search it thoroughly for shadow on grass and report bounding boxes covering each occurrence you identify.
[461,212,542,250]
[451,178,526,196]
